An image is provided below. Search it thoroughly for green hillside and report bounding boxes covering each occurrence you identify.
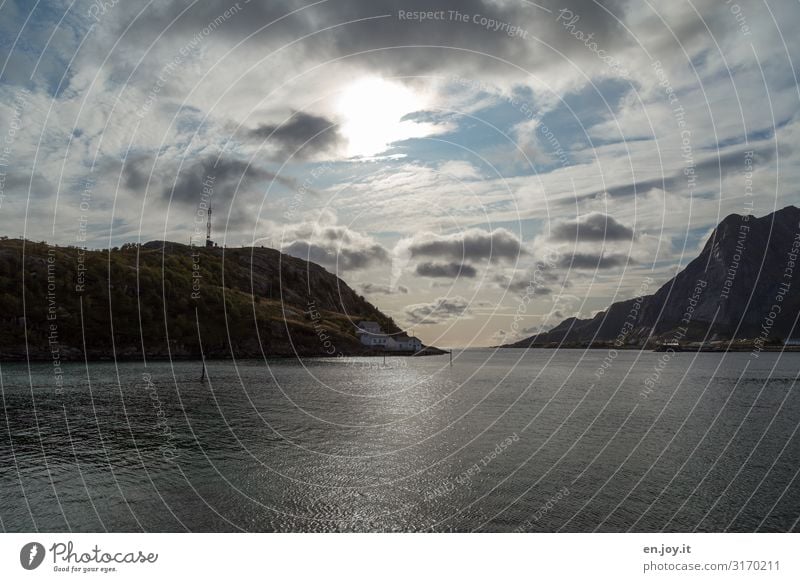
[0,238,401,360]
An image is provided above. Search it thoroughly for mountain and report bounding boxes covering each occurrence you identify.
[502,205,800,348]
[0,239,416,360]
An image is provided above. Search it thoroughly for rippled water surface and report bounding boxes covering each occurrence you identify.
[1,350,799,532]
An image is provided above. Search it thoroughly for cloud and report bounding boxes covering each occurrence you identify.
[559,253,632,269]
[100,0,633,126]
[324,0,630,83]
[122,155,152,191]
[169,156,291,204]
[438,160,481,180]
[570,144,776,203]
[408,228,526,264]
[416,261,477,278]
[247,111,343,159]
[513,119,557,166]
[0,170,54,199]
[121,154,295,209]
[280,222,390,271]
[404,296,471,325]
[550,213,635,242]
[359,282,408,295]
[493,273,554,295]
[490,328,513,345]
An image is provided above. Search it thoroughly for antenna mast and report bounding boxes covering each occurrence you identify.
[205,206,213,248]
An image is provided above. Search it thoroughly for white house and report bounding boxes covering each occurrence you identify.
[355,321,423,352]
[361,334,389,348]
[356,321,388,347]
[387,334,423,352]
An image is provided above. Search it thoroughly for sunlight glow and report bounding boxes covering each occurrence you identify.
[336,77,435,157]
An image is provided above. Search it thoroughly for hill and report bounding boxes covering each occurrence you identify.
[0,238,412,360]
[502,205,800,349]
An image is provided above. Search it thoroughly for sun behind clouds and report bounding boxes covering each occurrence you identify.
[335,77,438,157]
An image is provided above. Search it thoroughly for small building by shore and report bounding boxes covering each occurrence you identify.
[355,321,423,352]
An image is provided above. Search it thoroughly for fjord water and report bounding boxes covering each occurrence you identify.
[1,350,798,532]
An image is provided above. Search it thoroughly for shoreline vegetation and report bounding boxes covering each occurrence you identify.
[0,237,444,363]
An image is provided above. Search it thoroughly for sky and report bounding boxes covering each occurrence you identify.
[0,0,798,347]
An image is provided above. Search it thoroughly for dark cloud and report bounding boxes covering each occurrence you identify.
[122,155,151,191]
[247,111,343,160]
[0,170,54,199]
[409,228,525,264]
[636,0,754,57]
[404,296,470,325]
[283,240,388,271]
[492,273,552,295]
[359,282,409,295]
[167,156,291,204]
[515,282,553,295]
[122,155,295,207]
[111,0,629,80]
[118,154,299,234]
[318,0,629,77]
[559,253,632,269]
[282,225,389,271]
[416,261,477,278]
[551,213,635,242]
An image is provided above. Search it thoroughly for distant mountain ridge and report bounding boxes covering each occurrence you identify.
[0,239,413,360]
[502,205,800,348]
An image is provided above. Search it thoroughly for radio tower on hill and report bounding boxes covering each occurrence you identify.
[205,206,214,248]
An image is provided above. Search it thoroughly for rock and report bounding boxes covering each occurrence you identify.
[502,205,800,347]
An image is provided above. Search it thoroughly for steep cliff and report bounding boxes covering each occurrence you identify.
[503,205,800,347]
